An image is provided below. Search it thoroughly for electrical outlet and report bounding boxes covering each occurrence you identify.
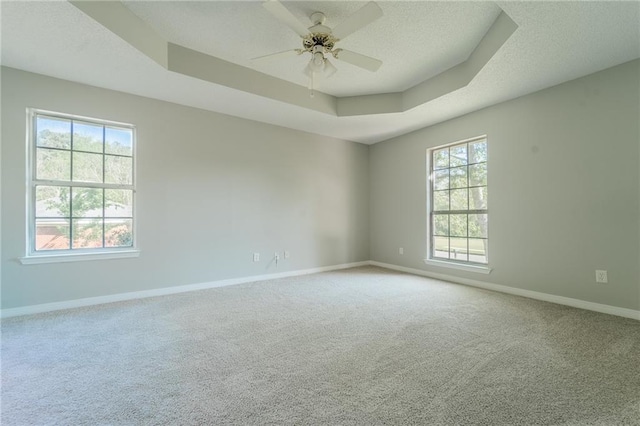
[253,253,260,262]
[284,250,290,259]
[595,270,608,283]
[399,247,404,255]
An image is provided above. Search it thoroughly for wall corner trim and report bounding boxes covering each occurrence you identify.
[369,261,640,321]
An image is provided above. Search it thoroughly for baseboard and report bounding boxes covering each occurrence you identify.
[0,261,369,319]
[369,261,640,321]
[4,260,638,321]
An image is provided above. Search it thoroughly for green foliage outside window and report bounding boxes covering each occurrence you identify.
[431,139,488,264]
[33,114,134,251]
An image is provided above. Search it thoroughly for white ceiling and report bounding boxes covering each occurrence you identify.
[1,1,639,144]
[123,1,502,97]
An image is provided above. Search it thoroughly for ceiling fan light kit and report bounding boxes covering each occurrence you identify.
[257,0,384,96]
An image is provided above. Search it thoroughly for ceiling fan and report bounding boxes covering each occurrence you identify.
[254,0,384,94]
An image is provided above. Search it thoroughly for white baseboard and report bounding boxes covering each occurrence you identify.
[369,261,640,321]
[0,261,369,319]
[3,260,638,321]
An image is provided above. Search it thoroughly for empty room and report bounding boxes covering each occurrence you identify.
[1,1,639,424]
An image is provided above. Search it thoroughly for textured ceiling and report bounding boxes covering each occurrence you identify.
[122,1,501,97]
[1,1,639,144]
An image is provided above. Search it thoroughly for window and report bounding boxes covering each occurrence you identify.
[428,137,488,266]
[25,109,136,262]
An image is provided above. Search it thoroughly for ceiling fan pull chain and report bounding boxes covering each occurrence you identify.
[309,72,315,98]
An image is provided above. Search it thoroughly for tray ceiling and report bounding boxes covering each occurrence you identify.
[1,1,639,144]
[122,1,502,98]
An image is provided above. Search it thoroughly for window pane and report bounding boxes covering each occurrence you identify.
[469,214,488,238]
[469,163,487,187]
[72,187,103,218]
[434,190,449,211]
[433,170,449,190]
[105,155,133,185]
[73,122,103,153]
[434,148,449,169]
[105,189,133,217]
[105,127,133,156]
[36,148,71,181]
[469,238,488,263]
[72,219,103,249]
[449,238,468,261]
[36,186,70,217]
[450,166,468,189]
[450,189,468,210]
[105,219,133,247]
[30,112,136,255]
[429,140,488,266]
[72,152,103,183]
[433,236,449,259]
[433,214,449,236]
[469,186,487,210]
[450,144,467,167]
[36,116,71,149]
[450,214,467,237]
[469,141,487,164]
[35,219,70,250]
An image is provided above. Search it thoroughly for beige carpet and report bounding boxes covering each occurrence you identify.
[2,266,639,425]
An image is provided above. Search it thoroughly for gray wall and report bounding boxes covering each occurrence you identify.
[1,67,370,309]
[370,59,640,311]
[3,60,639,313]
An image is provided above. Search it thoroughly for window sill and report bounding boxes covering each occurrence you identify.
[423,258,492,274]
[19,249,140,265]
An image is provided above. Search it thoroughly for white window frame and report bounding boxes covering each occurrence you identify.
[425,135,491,274]
[20,108,139,265]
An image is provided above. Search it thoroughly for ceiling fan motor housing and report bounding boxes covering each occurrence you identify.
[303,33,337,54]
[304,11,337,54]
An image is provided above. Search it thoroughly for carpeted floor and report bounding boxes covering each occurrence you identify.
[2,266,639,425]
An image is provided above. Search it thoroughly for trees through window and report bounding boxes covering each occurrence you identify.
[29,110,135,254]
[429,137,488,264]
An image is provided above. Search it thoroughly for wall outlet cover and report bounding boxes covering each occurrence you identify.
[595,270,608,283]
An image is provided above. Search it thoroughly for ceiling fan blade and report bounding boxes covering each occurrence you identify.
[333,49,382,72]
[252,49,302,62]
[262,0,310,38]
[331,1,383,40]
